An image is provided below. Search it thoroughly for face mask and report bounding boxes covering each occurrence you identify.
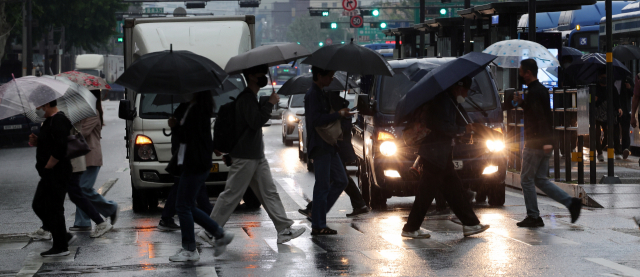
[257,76,268,88]
[35,108,45,119]
[456,95,466,104]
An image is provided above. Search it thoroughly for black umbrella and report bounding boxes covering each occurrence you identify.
[302,39,394,77]
[115,46,227,95]
[561,46,584,60]
[394,52,497,124]
[566,53,630,85]
[401,62,440,82]
[613,44,640,63]
[278,72,357,96]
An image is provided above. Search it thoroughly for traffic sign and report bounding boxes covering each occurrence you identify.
[350,15,363,28]
[342,0,357,11]
[325,38,333,45]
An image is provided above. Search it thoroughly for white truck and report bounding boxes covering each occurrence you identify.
[118,15,256,212]
[75,54,106,77]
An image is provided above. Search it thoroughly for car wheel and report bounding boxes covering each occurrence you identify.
[367,166,387,210]
[285,139,293,146]
[475,188,488,203]
[299,149,304,161]
[488,182,506,206]
[357,160,370,206]
[242,187,262,209]
[131,178,148,213]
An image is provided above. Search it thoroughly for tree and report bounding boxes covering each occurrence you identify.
[287,15,348,51]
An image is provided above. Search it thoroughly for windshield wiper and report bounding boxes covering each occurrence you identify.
[466,97,488,117]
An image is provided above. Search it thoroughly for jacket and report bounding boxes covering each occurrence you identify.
[305,83,342,158]
[520,80,554,149]
[229,88,273,159]
[80,116,103,167]
[595,84,621,122]
[36,112,72,175]
[178,103,214,174]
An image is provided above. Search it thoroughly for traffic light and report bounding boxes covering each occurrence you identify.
[360,9,379,16]
[372,9,380,16]
[331,22,337,29]
[440,8,447,15]
[380,22,387,29]
[369,22,387,29]
[310,9,330,16]
[319,42,324,47]
[116,37,123,43]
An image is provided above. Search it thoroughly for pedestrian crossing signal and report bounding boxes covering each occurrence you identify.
[322,11,329,16]
[116,37,123,43]
[331,22,337,29]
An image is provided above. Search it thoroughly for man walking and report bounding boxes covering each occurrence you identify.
[207,64,305,244]
[511,59,582,227]
[401,76,489,238]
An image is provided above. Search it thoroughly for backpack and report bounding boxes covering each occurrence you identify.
[213,91,250,153]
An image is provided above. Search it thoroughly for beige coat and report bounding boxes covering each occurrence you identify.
[80,116,103,167]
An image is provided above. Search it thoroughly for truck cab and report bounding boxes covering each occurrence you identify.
[118,16,255,212]
[75,54,105,78]
[353,58,507,208]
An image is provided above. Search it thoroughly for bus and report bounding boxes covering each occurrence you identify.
[270,63,301,86]
[364,43,395,51]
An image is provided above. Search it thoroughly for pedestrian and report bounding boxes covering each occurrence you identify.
[401,76,490,238]
[169,90,233,262]
[510,59,582,227]
[70,90,119,235]
[595,72,622,162]
[158,101,213,231]
[617,77,633,159]
[298,90,370,219]
[28,97,77,257]
[208,64,305,244]
[305,66,352,235]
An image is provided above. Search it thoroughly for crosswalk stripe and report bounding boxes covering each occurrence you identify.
[275,178,308,209]
[196,266,219,277]
[264,238,327,254]
[586,258,640,277]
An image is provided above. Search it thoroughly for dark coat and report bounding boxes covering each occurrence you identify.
[520,80,554,149]
[327,92,357,164]
[178,103,214,174]
[36,112,72,176]
[305,84,341,158]
[229,88,273,159]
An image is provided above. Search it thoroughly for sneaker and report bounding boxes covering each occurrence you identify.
[568,198,582,223]
[516,216,544,227]
[67,233,77,245]
[40,248,70,257]
[597,154,605,162]
[214,231,235,257]
[615,154,623,160]
[169,248,199,262]
[623,149,631,160]
[69,225,91,232]
[346,206,370,217]
[197,230,215,247]
[463,224,490,237]
[277,227,305,244]
[110,205,119,225]
[158,219,180,232]
[401,229,431,238]
[90,222,113,238]
[28,228,51,241]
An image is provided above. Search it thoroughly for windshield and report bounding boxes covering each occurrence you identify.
[139,74,246,119]
[76,69,100,77]
[290,94,304,108]
[378,67,497,114]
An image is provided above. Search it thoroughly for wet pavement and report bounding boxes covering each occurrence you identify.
[2,101,640,276]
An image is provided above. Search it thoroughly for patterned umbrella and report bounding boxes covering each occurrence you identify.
[24,76,98,124]
[56,71,111,90]
[483,39,559,68]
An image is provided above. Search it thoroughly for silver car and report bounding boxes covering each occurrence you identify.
[282,94,305,146]
[257,85,286,119]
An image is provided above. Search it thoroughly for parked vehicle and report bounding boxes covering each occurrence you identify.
[271,64,300,85]
[0,114,40,146]
[118,15,256,213]
[257,85,285,119]
[353,58,507,208]
[282,94,305,146]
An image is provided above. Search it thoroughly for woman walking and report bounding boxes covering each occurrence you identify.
[169,90,233,262]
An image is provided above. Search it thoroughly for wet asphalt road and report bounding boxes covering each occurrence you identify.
[2,101,640,276]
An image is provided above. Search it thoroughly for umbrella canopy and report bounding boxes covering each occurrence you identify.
[24,76,98,124]
[394,52,497,124]
[402,62,440,82]
[483,39,559,68]
[57,71,111,90]
[566,53,630,85]
[115,48,227,95]
[613,45,640,63]
[0,76,70,120]
[277,72,357,96]
[225,43,311,75]
[302,39,394,76]
[561,47,584,60]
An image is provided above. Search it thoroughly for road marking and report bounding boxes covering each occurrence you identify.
[16,247,78,276]
[586,258,640,277]
[276,178,308,209]
[360,250,402,260]
[379,233,449,250]
[97,178,118,196]
[196,266,219,277]
[505,191,567,209]
[116,167,128,172]
[264,238,327,254]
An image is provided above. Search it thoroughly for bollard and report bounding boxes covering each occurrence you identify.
[553,88,561,181]
[589,84,597,184]
[564,87,573,183]
[577,135,584,184]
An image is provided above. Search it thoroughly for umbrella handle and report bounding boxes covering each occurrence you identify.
[162,128,172,137]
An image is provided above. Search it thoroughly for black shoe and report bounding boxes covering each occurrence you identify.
[40,248,70,257]
[69,225,91,232]
[516,216,544,227]
[158,219,180,231]
[569,198,582,223]
[67,233,77,245]
[346,206,370,217]
[110,205,119,225]
[298,208,311,218]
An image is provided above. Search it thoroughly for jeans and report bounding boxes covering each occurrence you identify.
[33,169,70,250]
[74,167,118,227]
[305,163,366,211]
[67,172,104,225]
[403,158,480,232]
[311,152,349,229]
[176,170,224,251]
[520,148,573,218]
[162,176,213,221]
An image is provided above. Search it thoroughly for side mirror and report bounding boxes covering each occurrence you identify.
[357,94,374,116]
[118,99,135,120]
[278,103,288,109]
[295,110,305,116]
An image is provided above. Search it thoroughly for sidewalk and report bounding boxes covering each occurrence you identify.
[506,149,640,208]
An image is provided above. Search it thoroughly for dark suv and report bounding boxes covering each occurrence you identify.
[0,114,40,146]
[353,57,507,208]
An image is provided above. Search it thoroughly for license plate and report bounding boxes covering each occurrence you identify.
[453,160,463,170]
[3,124,21,130]
[210,163,219,173]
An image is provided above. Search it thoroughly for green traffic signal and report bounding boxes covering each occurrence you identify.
[117,37,123,43]
[380,22,387,29]
[330,22,337,29]
[322,11,329,16]
[319,42,324,47]
[440,8,447,15]
[372,9,379,16]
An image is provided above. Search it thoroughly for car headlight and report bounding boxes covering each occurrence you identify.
[486,140,505,152]
[288,115,298,122]
[380,141,397,156]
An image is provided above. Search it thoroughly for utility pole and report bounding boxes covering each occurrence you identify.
[528,0,536,42]
[21,2,26,77]
[26,0,32,76]
[419,0,425,57]
[602,0,621,184]
[463,0,471,54]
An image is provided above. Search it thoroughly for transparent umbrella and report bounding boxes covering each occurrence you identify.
[0,75,70,120]
[24,76,98,124]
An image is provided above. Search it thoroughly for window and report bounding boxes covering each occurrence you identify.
[332,2,337,7]
[322,2,327,7]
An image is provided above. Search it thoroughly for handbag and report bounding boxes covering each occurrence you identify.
[315,108,343,146]
[70,123,87,172]
[50,113,91,159]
